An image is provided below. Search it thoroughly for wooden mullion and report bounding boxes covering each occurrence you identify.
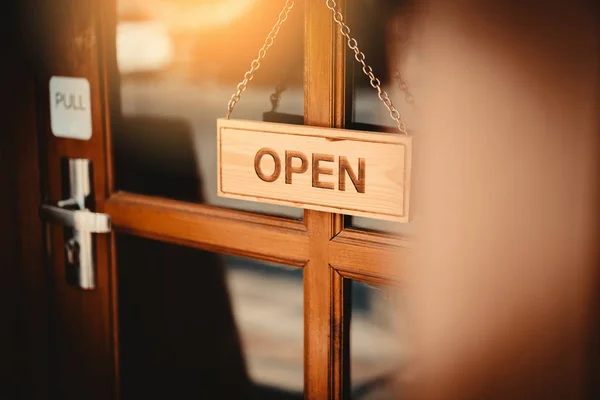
[304,210,344,399]
[105,192,309,266]
[98,0,118,198]
[334,268,398,287]
[97,3,121,397]
[329,229,412,283]
[304,0,349,398]
[331,268,351,398]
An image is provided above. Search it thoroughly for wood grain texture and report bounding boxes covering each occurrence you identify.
[331,269,351,398]
[330,229,412,284]
[21,0,409,398]
[105,192,309,267]
[218,118,412,221]
[32,0,117,397]
[304,1,349,399]
[304,210,344,399]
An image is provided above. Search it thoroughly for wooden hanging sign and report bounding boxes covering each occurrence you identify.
[217,119,412,222]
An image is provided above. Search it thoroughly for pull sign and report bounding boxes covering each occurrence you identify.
[49,76,92,140]
[217,119,413,222]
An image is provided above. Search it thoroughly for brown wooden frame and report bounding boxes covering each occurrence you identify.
[35,0,412,399]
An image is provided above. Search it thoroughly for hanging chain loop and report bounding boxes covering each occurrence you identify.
[226,0,412,135]
[226,0,295,119]
[325,0,409,135]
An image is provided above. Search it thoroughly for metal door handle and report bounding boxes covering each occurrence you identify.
[39,158,108,290]
[40,204,111,233]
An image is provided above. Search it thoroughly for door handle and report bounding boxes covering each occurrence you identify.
[40,204,111,233]
[39,159,110,290]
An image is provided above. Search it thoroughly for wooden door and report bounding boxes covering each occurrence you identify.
[35,0,412,398]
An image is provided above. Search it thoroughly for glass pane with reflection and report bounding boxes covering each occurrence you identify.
[117,234,304,399]
[348,0,417,234]
[351,280,409,399]
[350,217,414,237]
[111,0,304,219]
[348,0,417,132]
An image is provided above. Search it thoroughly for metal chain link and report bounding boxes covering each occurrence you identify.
[226,0,412,134]
[325,0,409,135]
[226,0,295,119]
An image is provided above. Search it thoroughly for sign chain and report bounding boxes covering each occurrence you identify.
[325,0,410,135]
[226,0,295,119]
[227,0,413,135]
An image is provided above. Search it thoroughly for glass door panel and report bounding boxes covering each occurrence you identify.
[111,0,304,218]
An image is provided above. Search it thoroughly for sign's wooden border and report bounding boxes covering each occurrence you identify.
[217,118,412,222]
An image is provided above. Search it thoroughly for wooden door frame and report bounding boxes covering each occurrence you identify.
[20,0,412,399]
[2,1,49,398]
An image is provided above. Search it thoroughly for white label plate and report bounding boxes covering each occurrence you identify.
[49,76,92,140]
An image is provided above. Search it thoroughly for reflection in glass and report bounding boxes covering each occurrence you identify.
[351,281,409,399]
[347,0,418,235]
[112,0,304,218]
[116,234,303,399]
[349,0,417,132]
[350,217,414,237]
[226,255,304,395]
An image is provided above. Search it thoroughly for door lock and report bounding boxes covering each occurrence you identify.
[40,159,111,290]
